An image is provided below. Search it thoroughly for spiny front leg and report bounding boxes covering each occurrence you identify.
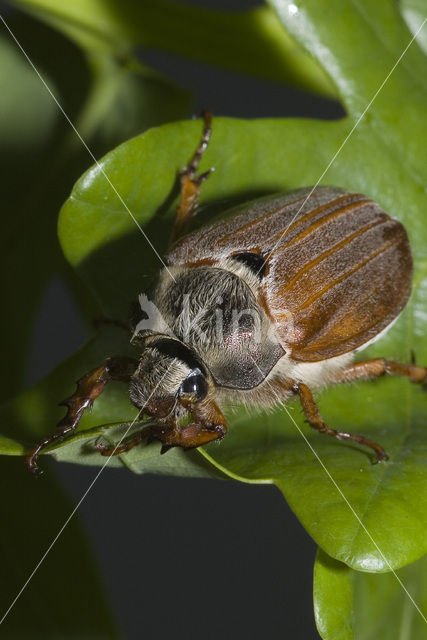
[170,110,214,245]
[158,421,226,454]
[295,382,388,463]
[26,356,137,475]
[94,420,225,458]
[156,398,227,454]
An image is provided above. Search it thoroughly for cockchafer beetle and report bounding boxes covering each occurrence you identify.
[27,112,427,475]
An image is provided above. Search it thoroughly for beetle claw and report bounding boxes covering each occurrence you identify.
[26,456,43,477]
[160,444,174,455]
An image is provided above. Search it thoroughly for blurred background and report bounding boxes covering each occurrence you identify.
[1,0,345,637]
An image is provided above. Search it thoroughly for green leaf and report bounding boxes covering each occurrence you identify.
[52,420,225,479]
[12,0,335,96]
[314,549,354,640]
[4,0,427,575]
[0,457,118,638]
[401,0,427,54]
[77,53,190,151]
[313,548,427,640]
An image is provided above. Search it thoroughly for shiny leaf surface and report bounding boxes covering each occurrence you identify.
[313,548,427,639]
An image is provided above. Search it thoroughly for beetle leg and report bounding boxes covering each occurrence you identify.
[156,398,227,453]
[26,356,138,475]
[295,382,388,463]
[95,411,226,457]
[158,421,226,454]
[337,358,427,385]
[95,428,150,456]
[171,110,214,245]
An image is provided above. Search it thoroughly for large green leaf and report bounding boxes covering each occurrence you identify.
[313,548,427,639]
[3,0,427,576]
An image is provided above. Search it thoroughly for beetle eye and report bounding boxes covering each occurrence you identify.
[179,372,208,401]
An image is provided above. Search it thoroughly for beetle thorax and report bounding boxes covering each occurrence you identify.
[150,264,284,390]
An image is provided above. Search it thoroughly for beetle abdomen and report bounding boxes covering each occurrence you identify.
[263,192,412,361]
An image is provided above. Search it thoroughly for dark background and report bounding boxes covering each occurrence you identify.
[23,1,344,637]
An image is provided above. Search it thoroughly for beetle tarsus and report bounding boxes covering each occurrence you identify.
[26,453,44,477]
[171,111,213,245]
[296,381,389,463]
[185,109,213,179]
[94,429,148,457]
[371,448,389,464]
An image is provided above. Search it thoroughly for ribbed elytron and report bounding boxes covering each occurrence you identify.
[27,113,427,474]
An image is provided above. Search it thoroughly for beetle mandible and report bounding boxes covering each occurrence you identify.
[27,112,427,474]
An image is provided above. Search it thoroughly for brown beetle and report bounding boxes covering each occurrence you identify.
[27,113,427,474]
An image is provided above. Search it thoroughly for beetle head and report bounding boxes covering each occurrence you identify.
[129,334,211,421]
